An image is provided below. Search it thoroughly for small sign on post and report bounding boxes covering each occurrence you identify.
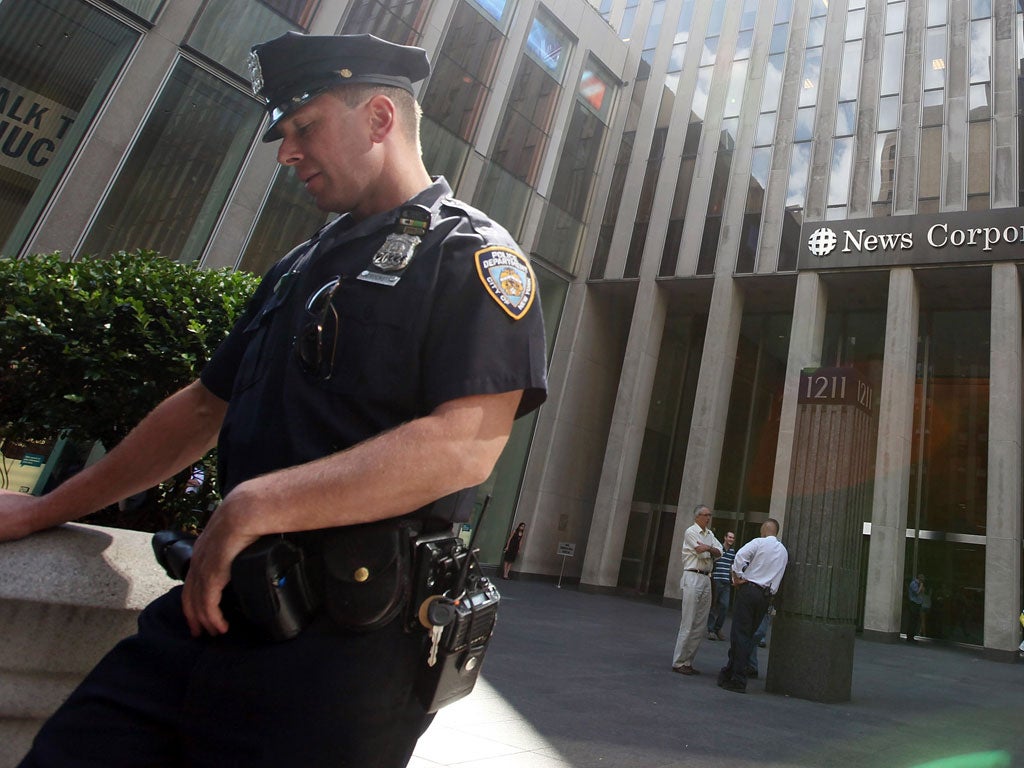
[556,542,575,588]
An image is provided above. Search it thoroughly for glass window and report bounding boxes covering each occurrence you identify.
[525,12,573,84]
[691,66,713,120]
[878,94,900,131]
[701,36,719,66]
[828,137,854,207]
[928,0,948,25]
[735,29,753,60]
[0,0,138,255]
[113,0,163,21]
[723,61,747,119]
[239,167,327,276]
[469,0,514,29]
[800,48,822,107]
[188,0,314,76]
[910,310,990,537]
[880,33,904,95]
[578,64,614,122]
[770,23,788,55]
[80,60,263,261]
[922,88,944,126]
[668,42,686,73]
[755,112,776,146]
[971,0,992,18]
[872,132,897,205]
[924,27,947,90]
[795,106,815,141]
[786,142,811,208]
[967,121,990,196]
[835,101,857,136]
[488,56,560,185]
[421,1,505,144]
[846,10,865,41]
[969,19,992,84]
[760,54,784,112]
[919,125,943,200]
[341,0,434,44]
[619,4,637,41]
[839,40,863,102]
[969,83,990,118]
[775,0,794,23]
[886,2,906,34]
[806,16,826,48]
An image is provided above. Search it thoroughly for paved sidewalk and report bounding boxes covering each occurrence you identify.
[411,580,1024,768]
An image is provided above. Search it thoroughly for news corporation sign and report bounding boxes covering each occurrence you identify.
[797,208,1024,270]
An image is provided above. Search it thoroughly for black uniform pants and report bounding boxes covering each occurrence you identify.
[19,587,433,768]
[720,581,771,689]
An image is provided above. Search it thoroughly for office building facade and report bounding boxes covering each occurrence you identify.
[1,0,1022,657]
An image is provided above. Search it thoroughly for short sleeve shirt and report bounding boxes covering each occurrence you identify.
[201,178,548,504]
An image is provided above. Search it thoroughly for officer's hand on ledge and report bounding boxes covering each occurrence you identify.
[0,488,56,543]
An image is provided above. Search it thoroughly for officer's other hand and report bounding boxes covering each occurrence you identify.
[0,489,50,542]
[181,503,257,637]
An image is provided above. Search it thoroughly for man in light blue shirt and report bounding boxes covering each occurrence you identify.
[718,518,788,693]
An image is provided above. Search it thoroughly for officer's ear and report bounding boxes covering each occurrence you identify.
[367,94,396,144]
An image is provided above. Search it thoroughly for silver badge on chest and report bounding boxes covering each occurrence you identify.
[372,232,420,272]
[363,204,432,285]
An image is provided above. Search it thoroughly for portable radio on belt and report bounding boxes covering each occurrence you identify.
[410,496,501,713]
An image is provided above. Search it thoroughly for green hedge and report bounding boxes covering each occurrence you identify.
[0,250,260,531]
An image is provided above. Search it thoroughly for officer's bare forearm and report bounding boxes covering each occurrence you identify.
[30,381,227,528]
[218,389,522,538]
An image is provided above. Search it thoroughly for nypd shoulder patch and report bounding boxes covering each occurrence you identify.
[474,246,536,320]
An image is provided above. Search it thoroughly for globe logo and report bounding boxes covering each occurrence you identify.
[807,227,838,257]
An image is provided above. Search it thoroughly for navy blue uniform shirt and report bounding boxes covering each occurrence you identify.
[201,178,548,513]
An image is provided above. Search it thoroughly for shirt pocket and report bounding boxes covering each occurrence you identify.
[319,284,413,400]
[233,289,289,394]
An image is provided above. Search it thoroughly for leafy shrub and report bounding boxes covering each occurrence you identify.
[0,250,259,531]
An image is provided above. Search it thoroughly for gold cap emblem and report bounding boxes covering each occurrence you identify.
[338,68,353,79]
[353,566,370,583]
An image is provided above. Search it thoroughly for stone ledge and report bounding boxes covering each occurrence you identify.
[0,523,176,768]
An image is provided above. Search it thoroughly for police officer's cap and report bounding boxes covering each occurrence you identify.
[248,32,430,142]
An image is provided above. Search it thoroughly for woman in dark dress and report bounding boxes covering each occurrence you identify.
[502,522,526,579]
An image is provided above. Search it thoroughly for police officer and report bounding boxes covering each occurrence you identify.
[1,32,547,767]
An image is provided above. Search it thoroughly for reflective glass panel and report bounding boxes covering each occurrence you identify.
[828,137,854,206]
[835,101,857,136]
[878,94,900,131]
[188,0,307,76]
[880,34,904,95]
[800,48,822,107]
[839,41,863,102]
[969,19,991,84]
[80,60,263,261]
[113,0,163,20]
[795,106,815,141]
[525,13,573,83]
[924,27,947,90]
[0,0,138,255]
[886,2,906,34]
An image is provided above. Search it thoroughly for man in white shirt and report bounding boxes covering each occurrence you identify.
[718,518,788,693]
[671,505,722,676]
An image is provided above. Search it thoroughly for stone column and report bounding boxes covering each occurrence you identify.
[766,367,874,702]
[665,276,744,599]
[983,263,1022,660]
[770,271,829,526]
[862,268,918,640]
[581,283,667,588]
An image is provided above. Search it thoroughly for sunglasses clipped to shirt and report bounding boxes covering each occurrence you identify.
[297,275,342,380]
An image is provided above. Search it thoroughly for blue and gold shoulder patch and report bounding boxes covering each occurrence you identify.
[474,246,536,320]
